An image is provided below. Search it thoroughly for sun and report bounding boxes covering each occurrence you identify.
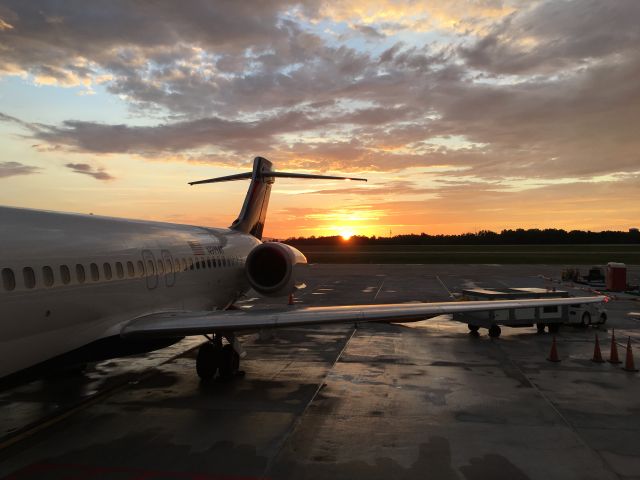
[340,230,353,241]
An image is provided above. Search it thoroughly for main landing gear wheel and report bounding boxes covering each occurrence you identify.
[196,341,220,381]
[581,312,591,328]
[219,344,243,380]
[488,324,501,338]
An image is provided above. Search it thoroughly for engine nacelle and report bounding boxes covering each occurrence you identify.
[245,242,307,297]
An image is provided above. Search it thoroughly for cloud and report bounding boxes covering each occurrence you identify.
[352,24,386,39]
[65,163,114,181]
[272,173,640,235]
[1,1,639,191]
[460,0,640,75]
[0,161,40,178]
[0,17,13,31]
[308,180,436,196]
[315,1,518,35]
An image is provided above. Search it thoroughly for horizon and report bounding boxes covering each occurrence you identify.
[1,2,639,238]
[278,227,640,241]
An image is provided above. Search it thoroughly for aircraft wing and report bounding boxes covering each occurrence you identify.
[121,296,605,338]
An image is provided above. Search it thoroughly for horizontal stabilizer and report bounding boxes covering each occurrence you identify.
[189,170,366,185]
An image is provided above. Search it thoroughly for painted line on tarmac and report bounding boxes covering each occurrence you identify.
[262,325,358,478]
[373,278,386,301]
[493,341,620,478]
[436,275,454,298]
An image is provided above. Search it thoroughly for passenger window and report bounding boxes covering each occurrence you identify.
[195,259,201,270]
[116,262,124,279]
[207,259,212,268]
[137,260,145,277]
[60,265,71,285]
[189,258,194,270]
[166,258,173,273]
[90,263,99,281]
[23,267,36,289]
[76,264,86,283]
[2,268,16,291]
[157,260,165,274]
[127,261,135,277]
[147,259,155,275]
[103,262,112,280]
[43,266,54,287]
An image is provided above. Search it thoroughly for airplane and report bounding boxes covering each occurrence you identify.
[0,156,605,381]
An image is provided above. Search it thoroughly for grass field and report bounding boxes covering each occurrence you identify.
[294,244,640,264]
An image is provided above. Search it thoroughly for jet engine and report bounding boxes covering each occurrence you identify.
[245,242,307,297]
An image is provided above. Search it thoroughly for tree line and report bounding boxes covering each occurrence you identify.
[282,228,640,245]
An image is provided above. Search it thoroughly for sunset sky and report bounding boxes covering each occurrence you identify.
[1,1,638,238]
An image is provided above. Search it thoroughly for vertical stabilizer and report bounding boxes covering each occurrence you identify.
[230,157,273,239]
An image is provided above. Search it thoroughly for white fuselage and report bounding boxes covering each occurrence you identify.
[0,206,261,378]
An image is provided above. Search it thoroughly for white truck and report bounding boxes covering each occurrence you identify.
[567,302,607,327]
[453,287,605,337]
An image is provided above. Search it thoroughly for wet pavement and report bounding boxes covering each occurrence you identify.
[1,264,639,480]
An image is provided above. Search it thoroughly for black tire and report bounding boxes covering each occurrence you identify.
[536,323,546,334]
[219,344,240,379]
[599,313,607,325]
[581,312,591,328]
[548,323,560,334]
[488,324,501,338]
[468,324,480,332]
[196,342,219,380]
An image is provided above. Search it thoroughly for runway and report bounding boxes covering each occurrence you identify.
[1,264,639,480]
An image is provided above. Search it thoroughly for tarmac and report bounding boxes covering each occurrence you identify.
[1,264,640,480]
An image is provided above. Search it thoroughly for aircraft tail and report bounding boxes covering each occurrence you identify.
[189,156,366,239]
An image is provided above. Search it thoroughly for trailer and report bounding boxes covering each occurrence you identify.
[453,287,570,337]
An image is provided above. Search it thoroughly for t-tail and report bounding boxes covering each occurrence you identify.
[189,156,366,239]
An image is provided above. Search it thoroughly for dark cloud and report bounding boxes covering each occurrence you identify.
[0,161,40,178]
[460,0,640,75]
[65,163,114,181]
[353,24,386,39]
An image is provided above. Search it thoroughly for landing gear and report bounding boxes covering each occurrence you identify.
[219,344,241,380]
[468,324,480,336]
[488,324,502,338]
[196,339,220,380]
[196,334,244,381]
[536,323,546,334]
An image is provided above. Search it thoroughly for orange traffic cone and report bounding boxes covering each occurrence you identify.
[608,329,621,364]
[288,293,294,306]
[592,334,604,363]
[623,337,639,372]
[547,335,561,362]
